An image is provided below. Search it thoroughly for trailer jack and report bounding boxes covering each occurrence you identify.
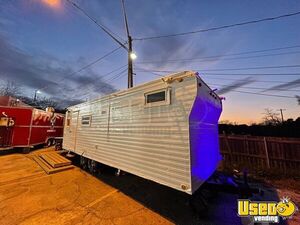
[115,169,122,176]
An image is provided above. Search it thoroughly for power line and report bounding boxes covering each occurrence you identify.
[105,68,128,82]
[137,44,300,64]
[208,83,300,92]
[39,46,123,91]
[80,69,127,99]
[136,64,300,73]
[131,70,297,99]
[73,67,127,99]
[125,68,298,99]
[78,64,127,89]
[134,65,164,76]
[67,65,127,100]
[198,64,300,71]
[222,90,296,99]
[66,0,128,50]
[136,67,300,93]
[77,73,296,100]
[135,11,300,41]
[201,72,300,76]
[136,67,299,86]
[136,68,300,75]
[204,77,297,84]
[67,0,136,89]
[77,69,128,100]
[211,83,296,98]
[136,69,300,86]
[137,50,300,64]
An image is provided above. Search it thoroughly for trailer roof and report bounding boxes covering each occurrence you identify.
[68,70,199,108]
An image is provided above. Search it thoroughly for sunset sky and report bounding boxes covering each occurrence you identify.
[0,0,299,124]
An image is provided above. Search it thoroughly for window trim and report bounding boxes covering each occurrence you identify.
[144,88,171,107]
[81,115,92,126]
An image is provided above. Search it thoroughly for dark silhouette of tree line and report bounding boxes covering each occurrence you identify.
[0,81,66,113]
[219,109,300,138]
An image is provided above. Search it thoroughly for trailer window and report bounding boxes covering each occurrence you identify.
[81,115,91,126]
[146,91,166,103]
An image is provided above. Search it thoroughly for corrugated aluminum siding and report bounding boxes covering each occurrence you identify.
[63,72,197,193]
[189,77,222,193]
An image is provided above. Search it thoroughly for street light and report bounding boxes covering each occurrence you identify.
[130,52,137,60]
[41,0,61,8]
[33,90,41,102]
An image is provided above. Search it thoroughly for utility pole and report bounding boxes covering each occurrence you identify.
[33,90,41,102]
[33,92,36,102]
[127,35,133,88]
[277,108,286,123]
[121,0,135,88]
[65,0,134,88]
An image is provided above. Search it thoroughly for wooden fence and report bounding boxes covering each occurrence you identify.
[219,135,300,175]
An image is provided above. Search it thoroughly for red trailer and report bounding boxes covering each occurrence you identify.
[0,96,64,153]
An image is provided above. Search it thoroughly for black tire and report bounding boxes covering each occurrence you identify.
[88,159,98,174]
[55,140,62,150]
[22,147,30,154]
[46,139,52,147]
[80,156,88,170]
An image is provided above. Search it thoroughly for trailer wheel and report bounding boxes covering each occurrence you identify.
[55,139,63,150]
[22,147,30,154]
[46,139,52,147]
[80,156,88,170]
[88,159,98,174]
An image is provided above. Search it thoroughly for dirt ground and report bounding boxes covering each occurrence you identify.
[0,147,172,225]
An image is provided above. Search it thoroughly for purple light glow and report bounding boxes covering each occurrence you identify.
[189,92,222,191]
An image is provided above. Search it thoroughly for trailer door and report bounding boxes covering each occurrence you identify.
[64,110,79,152]
[71,111,79,151]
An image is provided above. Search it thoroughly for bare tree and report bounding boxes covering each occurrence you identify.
[17,96,59,109]
[35,97,58,109]
[0,80,21,97]
[0,80,60,110]
[219,120,233,125]
[262,108,281,125]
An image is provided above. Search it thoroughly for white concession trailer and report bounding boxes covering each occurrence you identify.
[63,71,222,194]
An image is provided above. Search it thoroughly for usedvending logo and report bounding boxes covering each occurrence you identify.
[238,197,298,223]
